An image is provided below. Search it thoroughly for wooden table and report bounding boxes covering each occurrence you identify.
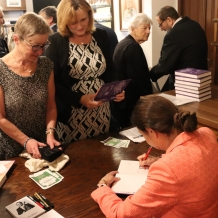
[164,85,218,138]
[0,133,163,218]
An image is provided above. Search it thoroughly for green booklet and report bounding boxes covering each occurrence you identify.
[29,169,63,189]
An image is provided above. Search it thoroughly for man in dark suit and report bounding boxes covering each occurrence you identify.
[149,6,208,90]
[39,6,57,33]
[94,20,118,58]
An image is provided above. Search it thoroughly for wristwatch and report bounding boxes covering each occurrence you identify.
[97,183,107,188]
[97,179,108,188]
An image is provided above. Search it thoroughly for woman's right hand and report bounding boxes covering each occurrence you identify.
[25,138,46,159]
[137,154,159,168]
[80,94,103,108]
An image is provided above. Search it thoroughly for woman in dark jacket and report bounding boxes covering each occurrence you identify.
[113,13,153,128]
[44,0,124,143]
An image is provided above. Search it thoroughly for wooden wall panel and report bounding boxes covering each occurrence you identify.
[178,0,218,85]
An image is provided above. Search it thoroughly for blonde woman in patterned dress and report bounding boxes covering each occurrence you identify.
[45,0,124,143]
[0,12,60,160]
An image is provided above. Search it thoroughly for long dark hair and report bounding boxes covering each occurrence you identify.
[131,96,197,135]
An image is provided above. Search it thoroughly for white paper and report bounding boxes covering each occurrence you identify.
[111,160,148,195]
[38,209,64,218]
[119,127,145,143]
[158,93,196,106]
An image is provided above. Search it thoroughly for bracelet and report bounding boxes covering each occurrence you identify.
[45,127,56,134]
[46,130,55,135]
[24,137,32,149]
[46,127,56,131]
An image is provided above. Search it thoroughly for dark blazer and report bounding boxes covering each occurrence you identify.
[94,22,118,58]
[51,24,57,33]
[0,38,9,58]
[112,34,153,128]
[150,16,208,90]
[44,28,115,123]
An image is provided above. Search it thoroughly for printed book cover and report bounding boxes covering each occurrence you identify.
[175,68,211,79]
[175,75,211,83]
[5,196,46,218]
[94,79,131,102]
[0,160,15,188]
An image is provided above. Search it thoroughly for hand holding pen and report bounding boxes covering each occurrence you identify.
[137,146,158,168]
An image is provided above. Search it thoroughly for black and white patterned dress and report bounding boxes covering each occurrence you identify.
[0,57,52,160]
[57,37,110,143]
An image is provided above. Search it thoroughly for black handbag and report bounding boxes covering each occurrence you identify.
[39,146,62,162]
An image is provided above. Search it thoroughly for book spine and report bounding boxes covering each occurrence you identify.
[175,80,211,87]
[175,75,211,83]
[175,86,211,94]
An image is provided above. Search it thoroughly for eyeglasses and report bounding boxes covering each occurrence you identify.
[21,38,51,52]
[159,19,166,27]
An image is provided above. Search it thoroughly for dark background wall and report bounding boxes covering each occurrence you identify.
[33,0,61,13]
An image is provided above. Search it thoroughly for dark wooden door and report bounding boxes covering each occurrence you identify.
[178,0,218,85]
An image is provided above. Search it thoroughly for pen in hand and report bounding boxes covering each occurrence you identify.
[144,146,152,160]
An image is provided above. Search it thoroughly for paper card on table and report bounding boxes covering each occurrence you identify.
[29,169,63,189]
[119,127,145,143]
[101,137,130,148]
[5,196,46,218]
[111,160,148,195]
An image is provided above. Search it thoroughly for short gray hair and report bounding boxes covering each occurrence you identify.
[14,12,51,38]
[128,13,152,33]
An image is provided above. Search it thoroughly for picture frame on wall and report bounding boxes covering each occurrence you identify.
[6,0,21,7]
[119,0,141,31]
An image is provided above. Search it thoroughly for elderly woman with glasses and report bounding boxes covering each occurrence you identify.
[0,12,60,160]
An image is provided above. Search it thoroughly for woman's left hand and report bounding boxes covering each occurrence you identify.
[47,134,61,149]
[98,171,120,187]
[114,91,125,102]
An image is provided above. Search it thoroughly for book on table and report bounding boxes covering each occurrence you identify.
[0,160,15,189]
[175,90,211,98]
[111,160,148,195]
[174,79,211,87]
[175,85,211,94]
[94,79,131,102]
[5,196,46,218]
[174,83,210,91]
[175,68,211,79]
[176,93,211,102]
[175,75,211,83]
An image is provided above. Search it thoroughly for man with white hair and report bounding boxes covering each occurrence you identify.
[0,6,9,57]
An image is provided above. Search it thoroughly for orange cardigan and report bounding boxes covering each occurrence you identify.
[91,127,218,217]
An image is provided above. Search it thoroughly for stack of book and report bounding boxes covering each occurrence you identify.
[174,68,212,102]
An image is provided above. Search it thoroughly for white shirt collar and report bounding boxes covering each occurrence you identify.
[172,17,182,28]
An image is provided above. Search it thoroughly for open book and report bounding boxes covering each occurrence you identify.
[111,160,148,195]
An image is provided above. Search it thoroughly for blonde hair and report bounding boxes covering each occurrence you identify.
[57,0,95,37]
[14,12,51,38]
